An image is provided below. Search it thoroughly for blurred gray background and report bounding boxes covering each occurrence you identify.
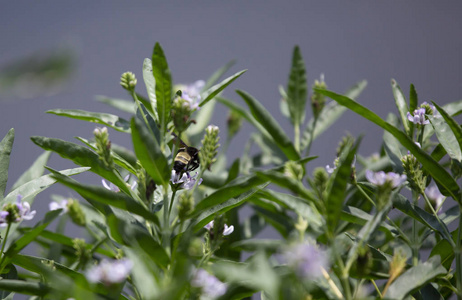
[1,0,462,272]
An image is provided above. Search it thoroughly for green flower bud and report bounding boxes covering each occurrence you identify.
[188,237,203,257]
[227,110,242,139]
[120,72,137,91]
[311,167,329,199]
[401,154,426,193]
[171,96,193,132]
[41,259,56,271]
[73,238,91,268]
[284,161,304,181]
[294,215,308,238]
[177,191,194,221]
[388,249,407,285]
[199,125,220,170]
[67,199,86,227]
[94,127,113,169]
[311,74,327,119]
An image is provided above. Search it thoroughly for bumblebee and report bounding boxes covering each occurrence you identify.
[172,133,200,174]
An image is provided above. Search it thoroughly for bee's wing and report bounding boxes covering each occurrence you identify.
[171,132,188,147]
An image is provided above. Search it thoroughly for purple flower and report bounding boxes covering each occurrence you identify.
[425,185,445,213]
[16,195,36,221]
[86,259,133,286]
[0,195,37,227]
[171,170,203,190]
[407,108,429,125]
[0,211,9,228]
[49,199,69,214]
[191,268,227,299]
[365,170,407,188]
[280,243,328,279]
[179,80,204,111]
[204,220,234,236]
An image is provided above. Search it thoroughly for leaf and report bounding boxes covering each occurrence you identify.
[341,206,394,237]
[30,136,130,194]
[286,45,308,125]
[238,90,300,160]
[326,139,359,237]
[231,239,282,252]
[0,210,61,269]
[409,84,418,115]
[429,113,462,162]
[186,99,216,145]
[0,280,49,296]
[432,102,462,162]
[429,231,456,270]
[0,264,17,299]
[0,128,14,200]
[199,70,246,107]
[383,113,405,173]
[300,80,367,152]
[391,79,411,136]
[386,256,446,300]
[96,95,135,114]
[131,117,170,186]
[49,170,160,226]
[142,58,157,120]
[135,104,161,144]
[47,109,130,133]
[11,151,50,190]
[202,60,236,91]
[192,182,269,231]
[124,247,160,298]
[152,42,172,137]
[317,89,461,202]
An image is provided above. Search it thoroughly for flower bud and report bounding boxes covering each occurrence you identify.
[94,127,113,169]
[178,191,194,221]
[172,96,194,132]
[284,161,304,181]
[311,74,327,119]
[120,72,137,91]
[354,246,373,277]
[227,110,242,139]
[401,154,426,193]
[73,238,91,268]
[199,125,220,170]
[389,249,407,283]
[311,167,329,199]
[67,199,86,227]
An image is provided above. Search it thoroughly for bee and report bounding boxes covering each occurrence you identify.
[171,133,200,175]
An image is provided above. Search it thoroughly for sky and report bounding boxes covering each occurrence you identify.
[1,0,462,264]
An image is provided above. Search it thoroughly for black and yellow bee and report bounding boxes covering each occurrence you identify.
[171,133,200,175]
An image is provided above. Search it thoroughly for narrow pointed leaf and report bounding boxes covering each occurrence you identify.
[30,136,130,194]
[152,43,172,137]
[96,95,135,114]
[386,256,446,300]
[186,99,216,145]
[0,128,14,200]
[383,113,405,172]
[135,104,161,144]
[429,111,462,162]
[286,45,307,125]
[11,151,50,190]
[199,70,246,108]
[142,58,158,120]
[203,59,236,91]
[238,90,299,160]
[0,280,49,296]
[131,117,170,186]
[432,102,462,161]
[317,89,461,202]
[409,84,418,114]
[391,79,411,135]
[47,109,130,133]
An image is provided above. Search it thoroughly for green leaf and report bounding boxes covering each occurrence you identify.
[231,239,282,252]
[0,210,61,269]
[391,79,411,136]
[135,104,161,144]
[49,170,160,226]
[429,114,462,163]
[30,136,130,194]
[317,89,461,202]
[386,256,446,300]
[124,247,160,298]
[47,109,130,133]
[186,99,216,145]
[0,128,14,200]
[107,214,169,269]
[286,45,308,125]
[11,151,50,190]
[152,42,172,137]
[3,167,89,204]
[237,90,299,160]
[142,58,158,120]
[96,95,135,114]
[432,102,462,162]
[0,280,49,296]
[192,182,269,231]
[131,117,170,186]
[199,70,246,108]
[326,138,359,237]
[409,84,418,115]
[429,231,456,270]
[383,113,405,173]
[203,60,236,91]
[0,264,17,299]
[341,206,394,238]
[300,80,367,152]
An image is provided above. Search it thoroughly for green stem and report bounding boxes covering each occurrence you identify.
[421,191,455,248]
[412,190,419,266]
[162,185,171,254]
[168,188,178,220]
[0,223,12,273]
[371,279,383,298]
[294,122,300,154]
[305,117,318,156]
[456,206,462,300]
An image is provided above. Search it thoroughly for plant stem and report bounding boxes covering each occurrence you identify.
[412,190,419,266]
[305,117,318,156]
[294,122,300,154]
[371,279,382,298]
[456,206,462,300]
[0,223,12,273]
[162,185,171,254]
[320,266,344,300]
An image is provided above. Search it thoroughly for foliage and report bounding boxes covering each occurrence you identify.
[1,42,462,300]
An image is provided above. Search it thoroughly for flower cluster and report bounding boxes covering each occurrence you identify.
[191,268,227,299]
[86,259,133,286]
[200,125,220,170]
[0,195,36,227]
[171,170,203,190]
[365,170,407,188]
[204,220,234,236]
[172,80,204,132]
[280,243,328,279]
[407,102,436,125]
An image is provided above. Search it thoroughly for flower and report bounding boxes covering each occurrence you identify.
[176,80,204,111]
[280,243,328,279]
[0,195,36,227]
[86,259,133,286]
[407,108,429,125]
[200,125,220,170]
[191,268,227,299]
[204,220,234,236]
[425,185,445,213]
[365,170,407,188]
[49,199,69,214]
[171,170,203,190]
